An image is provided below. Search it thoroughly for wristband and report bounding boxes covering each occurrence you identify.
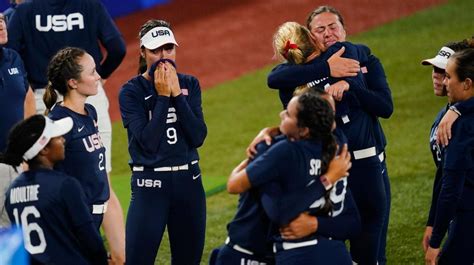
[449,105,462,116]
[320,175,333,190]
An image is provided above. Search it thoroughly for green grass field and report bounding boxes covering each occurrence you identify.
[109,0,474,263]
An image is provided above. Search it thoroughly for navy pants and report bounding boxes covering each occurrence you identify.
[275,238,351,265]
[348,159,386,265]
[125,163,206,265]
[378,157,391,265]
[212,245,274,265]
[438,210,474,265]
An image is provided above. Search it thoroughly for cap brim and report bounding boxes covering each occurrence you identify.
[49,117,73,138]
[143,39,179,50]
[421,58,446,69]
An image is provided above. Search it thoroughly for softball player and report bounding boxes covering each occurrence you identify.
[425,47,474,265]
[43,47,109,229]
[268,21,385,264]
[6,0,126,174]
[0,12,35,227]
[228,92,356,265]
[305,7,393,264]
[420,41,472,252]
[2,115,107,265]
[119,19,207,264]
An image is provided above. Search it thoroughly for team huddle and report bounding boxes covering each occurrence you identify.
[0,1,474,265]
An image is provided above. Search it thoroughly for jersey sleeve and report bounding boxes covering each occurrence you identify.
[119,81,171,153]
[246,141,290,187]
[453,96,474,115]
[267,60,330,90]
[5,6,23,53]
[426,166,443,226]
[61,177,108,264]
[430,119,474,248]
[60,177,94,228]
[351,54,393,118]
[316,187,361,240]
[172,75,207,148]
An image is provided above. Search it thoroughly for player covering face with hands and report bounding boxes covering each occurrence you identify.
[119,19,207,265]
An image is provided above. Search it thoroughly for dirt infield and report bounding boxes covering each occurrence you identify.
[106,0,445,121]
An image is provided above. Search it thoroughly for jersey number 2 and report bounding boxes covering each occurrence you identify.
[13,206,47,254]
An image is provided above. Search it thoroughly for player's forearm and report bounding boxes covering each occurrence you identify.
[102,190,125,264]
[24,87,36,118]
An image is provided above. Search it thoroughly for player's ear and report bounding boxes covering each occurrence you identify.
[464,78,472,90]
[67,78,78,89]
[299,127,310,138]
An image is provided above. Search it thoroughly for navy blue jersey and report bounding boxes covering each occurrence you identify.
[0,47,29,152]
[430,113,474,248]
[268,42,392,153]
[226,135,324,257]
[4,169,107,264]
[119,73,207,167]
[426,106,448,227]
[48,104,109,206]
[247,137,360,244]
[7,0,124,89]
[268,42,378,155]
[453,96,474,115]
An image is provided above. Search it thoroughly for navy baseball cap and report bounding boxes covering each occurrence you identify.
[140,26,179,50]
[23,116,73,160]
[421,46,455,70]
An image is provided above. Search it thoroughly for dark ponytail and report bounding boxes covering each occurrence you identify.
[296,92,337,215]
[0,115,46,169]
[43,47,86,113]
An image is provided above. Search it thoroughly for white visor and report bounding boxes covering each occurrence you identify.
[421,46,455,70]
[22,116,73,160]
[140,27,179,50]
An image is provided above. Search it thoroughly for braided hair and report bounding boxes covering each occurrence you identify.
[296,92,337,215]
[0,115,46,170]
[43,47,86,113]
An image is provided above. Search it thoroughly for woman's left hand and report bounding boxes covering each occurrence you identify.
[165,62,181,97]
[280,212,318,240]
[436,109,460,147]
[425,247,440,265]
[326,80,349,101]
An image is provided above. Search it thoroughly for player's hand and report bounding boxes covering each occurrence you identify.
[425,246,440,265]
[326,80,349,101]
[327,47,360,78]
[436,109,459,147]
[246,127,280,159]
[326,144,351,184]
[280,212,318,240]
[154,63,171,97]
[165,62,181,97]
[422,226,433,252]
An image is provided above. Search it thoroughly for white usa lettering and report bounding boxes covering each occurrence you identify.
[240,258,266,265]
[35,13,84,32]
[137,179,162,188]
[8,68,19,75]
[82,133,104,153]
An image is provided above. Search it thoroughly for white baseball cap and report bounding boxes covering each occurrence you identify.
[140,27,179,50]
[421,46,455,70]
[23,116,73,160]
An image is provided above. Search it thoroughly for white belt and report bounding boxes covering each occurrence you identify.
[226,237,254,255]
[92,202,108,214]
[273,239,318,253]
[378,152,385,162]
[352,147,377,160]
[133,160,198,172]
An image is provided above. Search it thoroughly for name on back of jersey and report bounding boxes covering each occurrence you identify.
[9,185,40,205]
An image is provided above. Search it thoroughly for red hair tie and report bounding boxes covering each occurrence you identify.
[283,40,298,59]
